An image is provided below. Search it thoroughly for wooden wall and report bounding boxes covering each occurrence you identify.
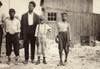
[93,14,100,41]
[42,0,93,13]
[41,0,100,44]
[44,8,100,44]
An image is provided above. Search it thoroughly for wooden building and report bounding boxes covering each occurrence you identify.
[40,0,100,45]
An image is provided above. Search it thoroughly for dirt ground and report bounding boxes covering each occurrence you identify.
[0,40,100,69]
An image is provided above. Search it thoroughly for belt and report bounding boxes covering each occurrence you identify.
[7,32,19,35]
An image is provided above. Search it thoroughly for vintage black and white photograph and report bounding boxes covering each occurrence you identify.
[0,0,100,69]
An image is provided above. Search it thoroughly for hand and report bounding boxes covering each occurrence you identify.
[19,40,24,44]
[68,40,74,48]
[18,33,20,39]
[55,36,59,43]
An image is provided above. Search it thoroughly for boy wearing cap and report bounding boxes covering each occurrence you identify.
[35,16,51,65]
[4,8,20,65]
[57,13,71,66]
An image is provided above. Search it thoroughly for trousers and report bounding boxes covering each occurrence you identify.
[6,33,19,56]
[58,32,70,52]
[37,34,47,57]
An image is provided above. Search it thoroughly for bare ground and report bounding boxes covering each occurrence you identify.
[0,40,100,69]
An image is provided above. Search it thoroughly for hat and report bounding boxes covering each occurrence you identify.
[39,16,46,21]
[61,13,67,16]
[9,8,16,14]
[0,1,2,6]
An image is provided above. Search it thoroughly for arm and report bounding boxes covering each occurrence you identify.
[17,18,21,33]
[56,22,60,36]
[68,24,72,41]
[35,25,39,37]
[16,19,20,39]
[47,24,51,32]
[2,18,7,39]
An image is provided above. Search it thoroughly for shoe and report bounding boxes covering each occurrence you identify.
[7,61,11,65]
[63,60,67,66]
[35,60,40,65]
[14,61,18,65]
[14,58,18,65]
[43,60,47,64]
[31,60,35,63]
[43,57,47,64]
[57,62,65,66]
[64,60,67,63]
[43,59,47,64]
[23,60,28,64]
[7,57,11,65]
[35,56,40,65]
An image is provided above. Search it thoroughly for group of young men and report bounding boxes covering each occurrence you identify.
[0,1,71,66]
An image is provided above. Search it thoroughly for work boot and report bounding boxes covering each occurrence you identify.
[57,62,65,66]
[7,56,11,65]
[64,59,67,63]
[31,59,35,63]
[14,56,18,65]
[43,57,47,64]
[35,56,40,65]
[23,60,28,64]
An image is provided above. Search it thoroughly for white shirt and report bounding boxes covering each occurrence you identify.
[35,23,51,37]
[28,12,34,25]
[57,21,70,32]
[57,21,71,40]
[4,17,20,34]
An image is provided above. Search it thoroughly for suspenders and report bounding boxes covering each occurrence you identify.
[38,24,46,35]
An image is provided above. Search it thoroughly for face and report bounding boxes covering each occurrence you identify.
[62,14,67,21]
[40,19,44,24]
[28,3,34,13]
[9,11,15,19]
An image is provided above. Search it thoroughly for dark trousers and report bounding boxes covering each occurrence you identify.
[24,26,36,61]
[6,33,19,56]
[0,26,3,56]
[58,32,69,53]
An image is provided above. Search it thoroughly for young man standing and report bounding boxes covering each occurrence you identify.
[4,9,20,65]
[57,13,71,66]
[20,1,39,64]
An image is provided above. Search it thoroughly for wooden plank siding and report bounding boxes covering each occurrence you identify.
[42,0,93,13]
[93,14,100,41]
[44,8,100,44]
[41,0,100,45]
